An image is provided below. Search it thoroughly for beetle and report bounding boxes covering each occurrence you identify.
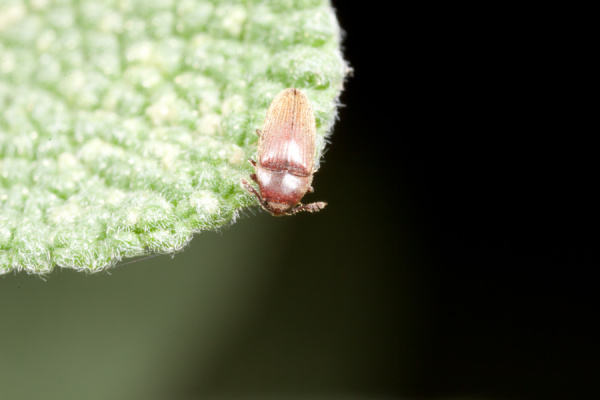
[241,88,327,216]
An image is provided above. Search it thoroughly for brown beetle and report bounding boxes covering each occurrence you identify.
[242,88,327,216]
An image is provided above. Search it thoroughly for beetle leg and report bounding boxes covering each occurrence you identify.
[250,173,258,183]
[289,201,327,214]
[306,186,314,193]
[248,158,257,167]
[256,129,262,137]
[241,178,263,203]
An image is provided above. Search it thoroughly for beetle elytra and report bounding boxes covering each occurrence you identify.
[242,88,327,216]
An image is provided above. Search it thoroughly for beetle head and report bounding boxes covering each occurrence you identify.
[263,201,292,216]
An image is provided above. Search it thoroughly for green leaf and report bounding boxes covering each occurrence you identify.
[0,0,348,274]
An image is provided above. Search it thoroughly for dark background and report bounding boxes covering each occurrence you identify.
[1,3,596,400]
[331,1,597,399]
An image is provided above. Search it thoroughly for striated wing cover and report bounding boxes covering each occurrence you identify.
[259,88,316,177]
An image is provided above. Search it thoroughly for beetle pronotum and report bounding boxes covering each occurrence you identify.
[242,88,327,216]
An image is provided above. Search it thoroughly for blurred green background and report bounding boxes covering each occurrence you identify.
[0,127,422,399]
